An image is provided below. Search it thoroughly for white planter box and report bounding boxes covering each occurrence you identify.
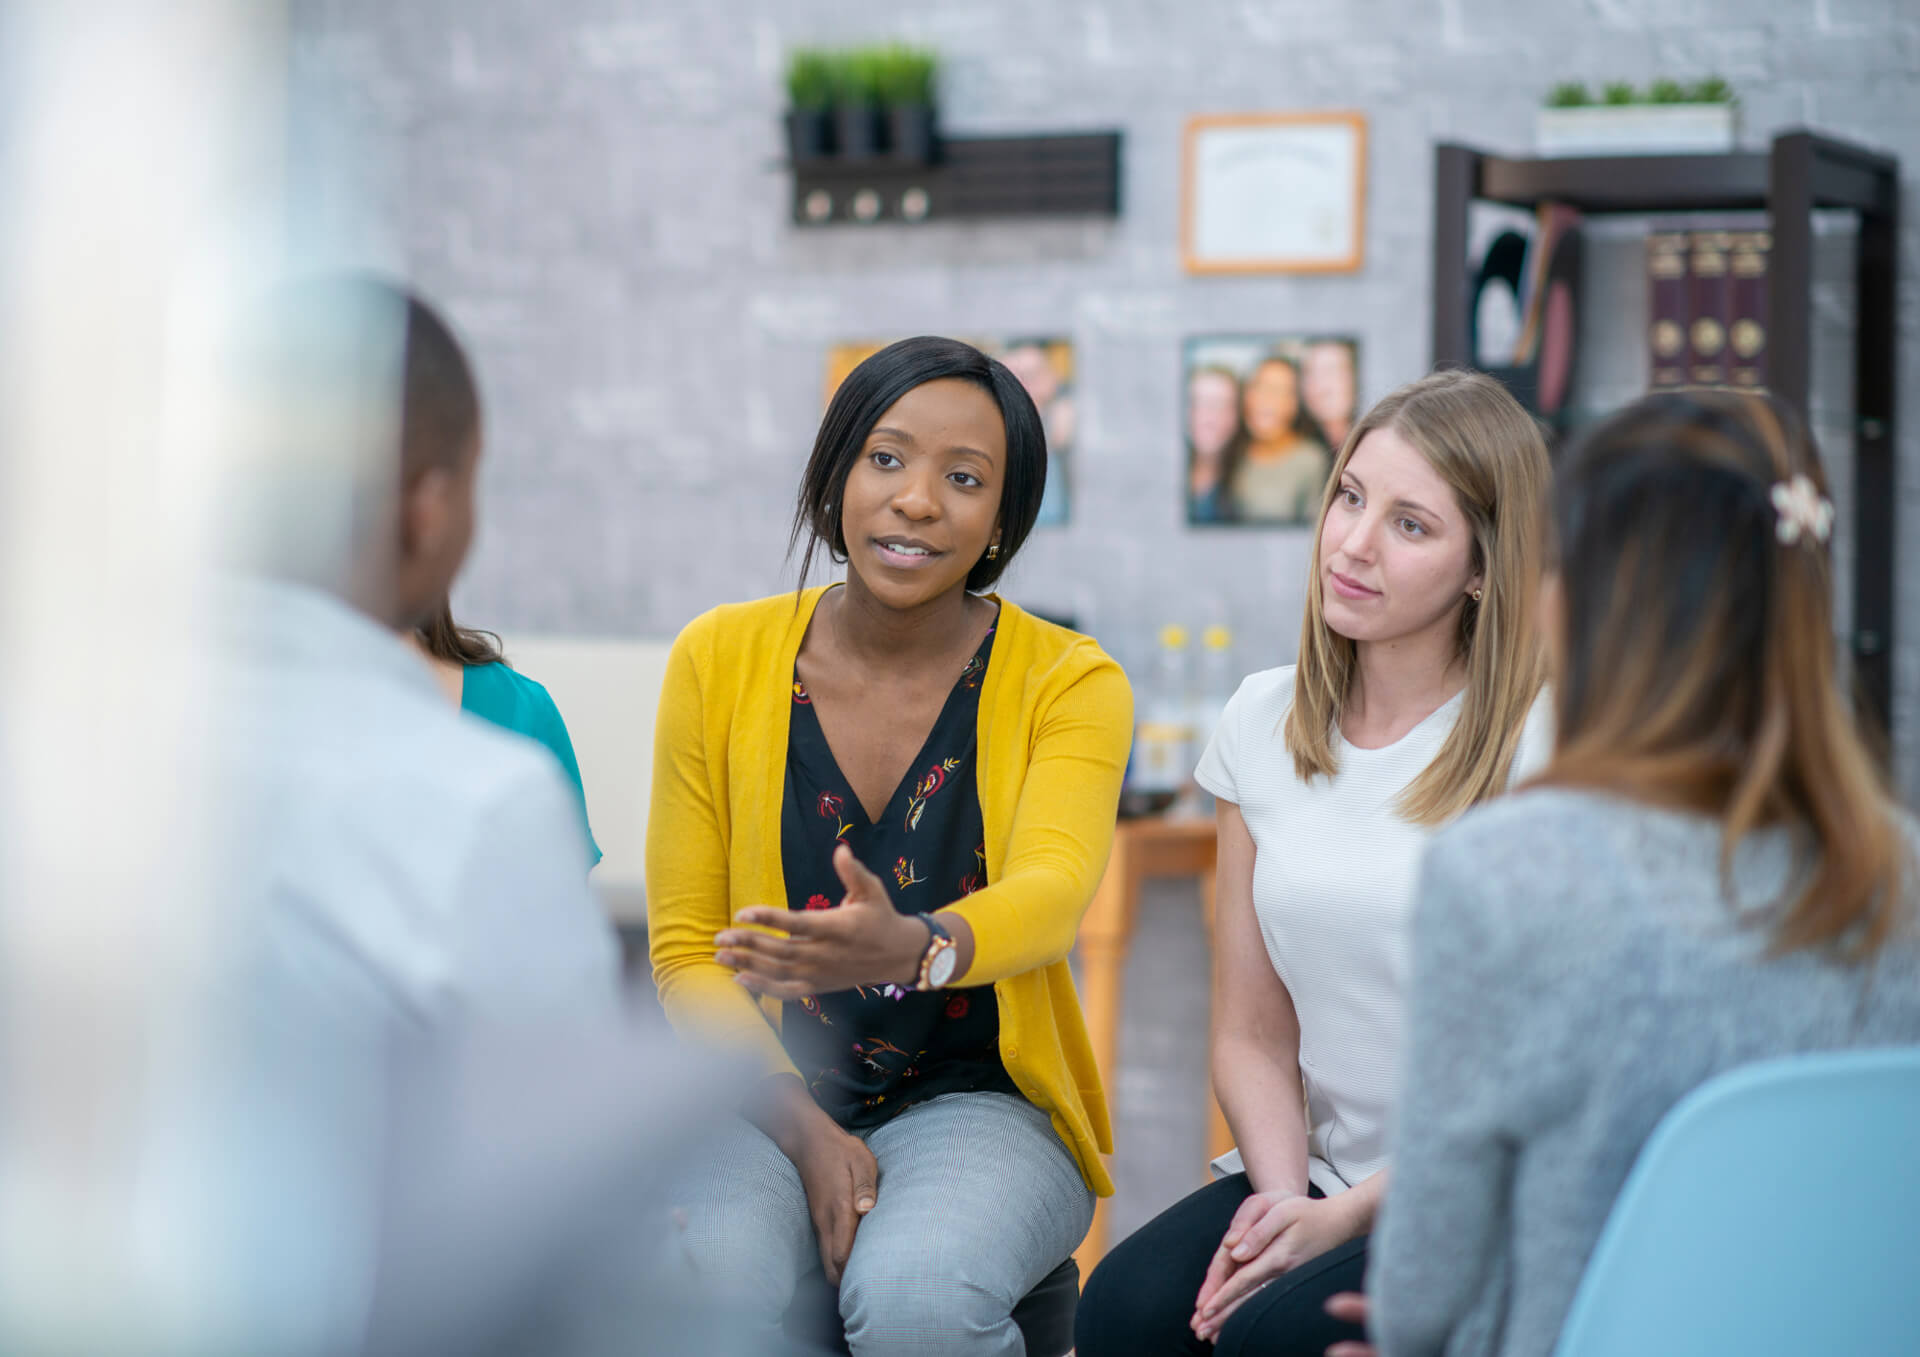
[1535,104,1738,157]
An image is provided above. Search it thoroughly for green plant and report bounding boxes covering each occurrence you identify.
[1545,81,1592,108]
[784,48,834,111]
[873,43,937,106]
[830,47,887,107]
[1647,77,1689,104]
[1689,75,1735,104]
[1601,80,1638,105]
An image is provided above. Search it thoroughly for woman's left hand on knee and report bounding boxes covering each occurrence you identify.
[1191,1193,1365,1341]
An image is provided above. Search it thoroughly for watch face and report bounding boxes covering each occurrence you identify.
[927,945,959,989]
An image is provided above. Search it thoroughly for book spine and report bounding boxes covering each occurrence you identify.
[1687,229,1733,387]
[1726,229,1771,390]
[1646,229,1690,390]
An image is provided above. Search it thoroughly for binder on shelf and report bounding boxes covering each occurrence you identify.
[1726,229,1771,390]
[1686,229,1733,387]
[1646,229,1690,389]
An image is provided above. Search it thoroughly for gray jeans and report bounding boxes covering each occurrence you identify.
[674,1091,1095,1356]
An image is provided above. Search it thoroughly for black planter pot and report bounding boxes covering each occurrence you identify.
[784,109,834,163]
[834,104,886,159]
[887,104,938,163]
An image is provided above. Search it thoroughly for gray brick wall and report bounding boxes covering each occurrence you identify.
[291,0,1920,799]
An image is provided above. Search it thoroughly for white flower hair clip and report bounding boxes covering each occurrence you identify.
[1770,474,1834,546]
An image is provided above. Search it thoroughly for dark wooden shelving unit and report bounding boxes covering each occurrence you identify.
[1432,129,1900,734]
[788,131,1122,226]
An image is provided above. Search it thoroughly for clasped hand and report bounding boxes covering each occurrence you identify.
[716,844,927,998]
[1191,1190,1363,1342]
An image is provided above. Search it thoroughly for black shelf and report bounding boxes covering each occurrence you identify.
[1476,152,1772,214]
[1432,128,1901,738]
[788,131,1122,226]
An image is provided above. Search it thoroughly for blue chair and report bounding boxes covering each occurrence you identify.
[1553,1046,1920,1357]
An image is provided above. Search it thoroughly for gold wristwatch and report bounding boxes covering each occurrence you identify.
[914,915,958,991]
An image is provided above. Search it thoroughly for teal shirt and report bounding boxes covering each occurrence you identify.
[460,661,602,869]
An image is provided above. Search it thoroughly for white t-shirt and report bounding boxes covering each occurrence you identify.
[1195,664,1553,1195]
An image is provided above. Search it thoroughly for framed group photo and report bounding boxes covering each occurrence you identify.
[1184,335,1359,526]
[826,337,1076,526]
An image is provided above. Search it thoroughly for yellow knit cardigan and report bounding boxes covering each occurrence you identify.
[645,586,1131,1194]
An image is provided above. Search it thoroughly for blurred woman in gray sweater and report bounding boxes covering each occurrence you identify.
[1368,390,1920,1357]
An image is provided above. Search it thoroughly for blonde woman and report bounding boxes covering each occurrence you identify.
[1370,391,1920,1356]
[1077,371,1553,1357]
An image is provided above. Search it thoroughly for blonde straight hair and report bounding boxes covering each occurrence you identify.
[1284,370,1551,825]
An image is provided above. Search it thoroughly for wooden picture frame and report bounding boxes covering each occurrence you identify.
[1181,112,1367,275]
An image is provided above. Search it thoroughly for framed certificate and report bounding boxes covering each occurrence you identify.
[1181,112,1367,275]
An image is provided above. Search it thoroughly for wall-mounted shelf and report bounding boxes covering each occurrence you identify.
[787,131,1122,226]
[1431,129,1900,736]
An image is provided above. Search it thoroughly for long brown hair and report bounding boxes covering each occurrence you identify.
[1539,389,1903,957]
[416,596,505,667]
[1286,370,1552,824]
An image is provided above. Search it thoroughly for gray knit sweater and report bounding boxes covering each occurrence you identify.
[1368,788,1920,1357]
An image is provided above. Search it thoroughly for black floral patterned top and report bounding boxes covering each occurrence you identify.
[780,620,1019,1130]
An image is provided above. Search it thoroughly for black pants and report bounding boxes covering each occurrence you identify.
[1075,1175,1368,1357]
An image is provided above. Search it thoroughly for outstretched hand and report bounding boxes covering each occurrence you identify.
[717,844,928,998]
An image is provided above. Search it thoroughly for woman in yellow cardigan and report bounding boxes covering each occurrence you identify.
[648,336,1131,1355]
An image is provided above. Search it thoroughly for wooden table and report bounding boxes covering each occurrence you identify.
[1073,813,1233,1274]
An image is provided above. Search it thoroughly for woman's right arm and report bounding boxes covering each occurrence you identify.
[1210,799,1311,1199]
[645,627,796,1074]
[643,627,880,1282]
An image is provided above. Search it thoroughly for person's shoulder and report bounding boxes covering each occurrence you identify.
[669,589,824,671]
[434,700,576,806]
[1426,785,1646,911]
[1412,788,1596,955]
[465,661,577,753]
[995,598,1091,652]
[674,589,809,643]
[462,659,553,716]
[1436,783,1599,852]
[324,685,579,869]
[993,599,1124,683]
[1231,663,1297,717]
[1202,665,1296,754]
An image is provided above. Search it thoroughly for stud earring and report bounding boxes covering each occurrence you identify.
[1471,587,1484,602]
[986,542,1000,561]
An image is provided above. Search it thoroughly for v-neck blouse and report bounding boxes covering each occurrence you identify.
[646,586,1135,1195]
[780,622,1019,1128]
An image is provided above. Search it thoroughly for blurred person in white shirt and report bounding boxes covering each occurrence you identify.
[131,278,750,1357]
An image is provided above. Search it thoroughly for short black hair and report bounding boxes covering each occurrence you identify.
[395,290,480,481]
[789,336,1048,593]
[258,275,479,483]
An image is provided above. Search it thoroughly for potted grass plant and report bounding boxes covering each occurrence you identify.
[876,44,939,163]
[831,47,887,159]
[783,48,835,162]
[1537,77,1738,156]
